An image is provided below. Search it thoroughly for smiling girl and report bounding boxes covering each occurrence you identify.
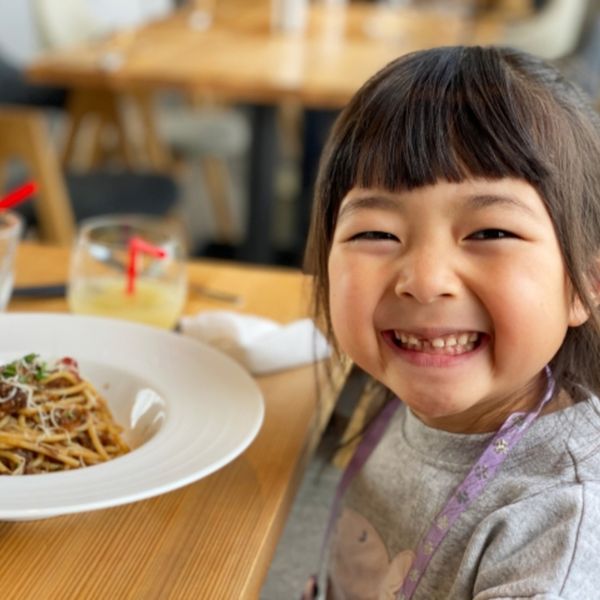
[304,46,600,599]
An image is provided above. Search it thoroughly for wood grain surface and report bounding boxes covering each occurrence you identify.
[1,243,339,599]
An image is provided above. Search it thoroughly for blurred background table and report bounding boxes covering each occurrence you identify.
[25,0,516,265]
[2,242,341,599]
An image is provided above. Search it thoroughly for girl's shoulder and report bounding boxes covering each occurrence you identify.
[515,394,600,472]
[471,479,600,599]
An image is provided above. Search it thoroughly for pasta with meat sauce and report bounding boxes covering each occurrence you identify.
[0,354,129,474]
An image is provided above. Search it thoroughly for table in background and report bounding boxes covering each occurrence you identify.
[1,242,340,599]
[27,1,520,264]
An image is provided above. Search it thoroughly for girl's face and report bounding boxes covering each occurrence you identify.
[328,178,589,433]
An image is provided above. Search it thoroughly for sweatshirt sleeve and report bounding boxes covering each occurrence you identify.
[471,482,600,600]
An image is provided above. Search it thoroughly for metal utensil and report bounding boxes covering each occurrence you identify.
[12,283,243,305]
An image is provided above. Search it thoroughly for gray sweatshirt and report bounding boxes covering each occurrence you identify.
[326,396,600,600]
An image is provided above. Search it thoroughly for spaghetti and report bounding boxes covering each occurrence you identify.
[0,354,129,475]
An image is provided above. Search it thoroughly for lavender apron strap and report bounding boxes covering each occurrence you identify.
[397,366,555,599]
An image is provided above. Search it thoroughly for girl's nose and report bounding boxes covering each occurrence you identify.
[393,246,459,304]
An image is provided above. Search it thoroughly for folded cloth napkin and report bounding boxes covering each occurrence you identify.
[179,310,331,375]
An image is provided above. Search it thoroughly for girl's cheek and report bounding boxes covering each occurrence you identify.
[329,289,346,335]
[330,286,369,358]
[329,282,352,340]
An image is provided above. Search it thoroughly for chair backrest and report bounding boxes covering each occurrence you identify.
[33,0,104,51]
[502,0,591,61]
[33,0,176,51]
[0,107,75,244]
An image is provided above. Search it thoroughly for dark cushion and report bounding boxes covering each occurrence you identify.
[0,56,67,109]
[14,170,179,227]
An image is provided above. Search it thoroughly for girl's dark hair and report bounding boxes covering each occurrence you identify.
[305,45,600,402]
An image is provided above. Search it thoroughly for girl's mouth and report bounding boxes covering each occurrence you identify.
[390,330,484,356]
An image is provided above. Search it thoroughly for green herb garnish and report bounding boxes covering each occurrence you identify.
[1,363,17,378]
[34,365,47,381]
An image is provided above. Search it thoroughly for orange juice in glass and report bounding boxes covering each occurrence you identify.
[67,215,187,329]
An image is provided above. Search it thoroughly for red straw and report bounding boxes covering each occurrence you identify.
[0,181,37,210]
[126,236,167,294]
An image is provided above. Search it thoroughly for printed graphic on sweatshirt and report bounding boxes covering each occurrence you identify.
[328,507,415,600]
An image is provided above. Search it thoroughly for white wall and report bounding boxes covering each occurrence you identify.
[0,0,174,65]
[0,0,42,64]
[88,0,173,31]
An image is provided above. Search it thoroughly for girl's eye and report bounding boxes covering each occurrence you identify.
[350,231,399,242]
[468,229,517,241]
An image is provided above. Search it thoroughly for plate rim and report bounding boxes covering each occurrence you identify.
[0,312,264,519]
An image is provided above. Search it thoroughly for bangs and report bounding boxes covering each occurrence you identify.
[326,46,556,198]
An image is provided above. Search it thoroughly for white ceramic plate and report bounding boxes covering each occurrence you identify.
[0,313,264,520]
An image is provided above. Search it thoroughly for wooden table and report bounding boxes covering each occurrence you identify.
[0,243,340,599]
[27,1,516,264]
[27,1,518,106]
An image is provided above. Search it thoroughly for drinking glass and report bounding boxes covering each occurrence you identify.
[68,215,188,329]
[188,0,216,31]
[271,0,308,33]
[0,211,23,311]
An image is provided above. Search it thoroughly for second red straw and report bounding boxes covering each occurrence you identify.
[0,181,37,210]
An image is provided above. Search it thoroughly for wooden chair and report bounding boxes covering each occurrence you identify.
[0,106,179,245]
[0,107,74,244]
[157,97,249,243]
[33,0,248,245]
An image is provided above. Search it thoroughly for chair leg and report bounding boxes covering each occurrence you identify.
[62,88,136,170]
[0,108,74,244]
[128,90,173,171]
[198,156,238,244]
[26,118,76,244]
[61,100,84,168]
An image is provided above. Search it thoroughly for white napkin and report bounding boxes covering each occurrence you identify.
[179,310,331,375]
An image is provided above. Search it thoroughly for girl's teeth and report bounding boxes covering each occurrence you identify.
[393,331,480,354]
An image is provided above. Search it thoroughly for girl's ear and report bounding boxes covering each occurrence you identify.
[569,267,600,327]
[568,295,590,327]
